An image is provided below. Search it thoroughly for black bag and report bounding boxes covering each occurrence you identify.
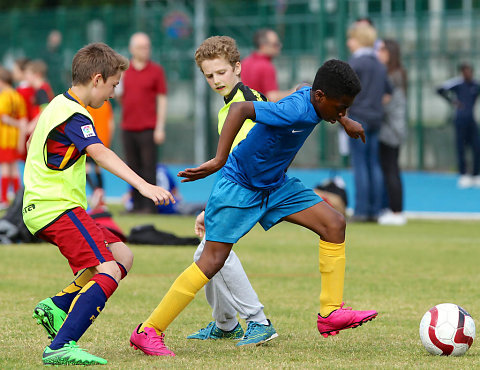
[127,224,199,246]
[0,187,40,244]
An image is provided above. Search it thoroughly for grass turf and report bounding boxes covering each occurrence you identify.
[0,211,479,368]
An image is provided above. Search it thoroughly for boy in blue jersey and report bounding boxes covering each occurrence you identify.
[131,59,377,355]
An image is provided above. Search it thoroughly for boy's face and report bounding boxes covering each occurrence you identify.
[90,71,122,109]
[312,89,354,123]
[200,58,241,97]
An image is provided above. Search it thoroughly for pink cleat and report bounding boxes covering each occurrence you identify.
[130,324,175,357]
[317,303,378,338]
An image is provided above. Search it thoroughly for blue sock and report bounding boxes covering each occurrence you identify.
[50,274,117,350]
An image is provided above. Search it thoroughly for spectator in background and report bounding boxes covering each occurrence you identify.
[377,39,408,226]
[346,22,392,222]
[0,67,27,209]
[86,101,115,209]
[12,58,36,160]
[41,30,68,94]
[22,60,54,152]
[118,32,168,214]
[436,62,480,188]
[241,28,294,102]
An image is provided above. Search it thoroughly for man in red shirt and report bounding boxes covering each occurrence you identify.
[119,32,168,213]
[241,29,293,102]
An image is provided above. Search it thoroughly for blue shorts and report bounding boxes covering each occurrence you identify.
[205,175,322,243]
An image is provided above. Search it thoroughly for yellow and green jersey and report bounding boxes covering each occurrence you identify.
[23,94,94,234]
[217,82,267,151]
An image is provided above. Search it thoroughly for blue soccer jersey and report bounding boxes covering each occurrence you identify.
[222,87,321,190]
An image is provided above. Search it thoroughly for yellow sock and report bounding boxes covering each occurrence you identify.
[319,239,345,317]
[56,269,93,296]
[141,262,209,334]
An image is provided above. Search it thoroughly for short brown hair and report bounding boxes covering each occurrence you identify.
[194,36,240,71]
[0,67,13,85]
[25,59,48,77]
[72,42,129,85]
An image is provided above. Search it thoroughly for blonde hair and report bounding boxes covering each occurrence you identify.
[72,42,129,85]
[195,36,240,71]
[348,23,377,48]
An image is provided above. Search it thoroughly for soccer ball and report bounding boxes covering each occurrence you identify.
[419,303,475,356]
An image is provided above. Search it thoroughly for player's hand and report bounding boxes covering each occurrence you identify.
[194,211,205,237]
[178,158,224,182]
[138,183,175,206]
[339,117,366,143]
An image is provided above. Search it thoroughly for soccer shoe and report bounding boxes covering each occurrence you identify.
[130,324,175,357]
[317,303,378,337]
[187,321,244,340]
[42,341,107,365]
[236,320,278,347]
[32,298,67,340]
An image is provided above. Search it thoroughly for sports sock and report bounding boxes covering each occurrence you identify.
[49,273,118,350]
[141,262,209,334]
[51,263,128,312]
[51,269,94,312]
[117,262,128,279]
[318,239,345,317]
[11,176,19,193]
[1,177,9,203]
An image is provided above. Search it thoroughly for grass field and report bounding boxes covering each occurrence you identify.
[1,211,479,369]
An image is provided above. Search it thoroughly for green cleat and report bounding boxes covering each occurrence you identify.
[32,298,67,340]
[187,321,244,340]
[42,341,107,365]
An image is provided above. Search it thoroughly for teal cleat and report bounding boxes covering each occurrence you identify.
[187,321,244,340]
[42,341,107,365]
[236,319,278,347]
[32,298,67,340]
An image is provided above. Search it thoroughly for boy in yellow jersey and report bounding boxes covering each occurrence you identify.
[23,43,175,365]
[0,67,27,209]
[131,57,378,356]
[130,37,276,356]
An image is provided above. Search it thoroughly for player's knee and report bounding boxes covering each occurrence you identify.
[96,261,122,282]
[326,211,346,240]
[121,247,134,272]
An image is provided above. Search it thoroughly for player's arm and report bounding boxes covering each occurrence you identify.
[178,101,255,182]
[86,143,175,205]
[338,116,365,143]
[154,94,167,144]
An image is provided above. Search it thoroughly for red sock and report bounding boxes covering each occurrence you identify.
[11,177,20,193]
[1,177,9,203]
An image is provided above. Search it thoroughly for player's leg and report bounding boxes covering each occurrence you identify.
[33,229,130,340]
[0,162,11,205]
[189,237,272,344]
[188,237,244,340]
[283,202,377,337]
[38,208,128,365]
[130,241,230,356]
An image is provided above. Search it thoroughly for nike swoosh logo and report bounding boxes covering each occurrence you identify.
[292,130,304,133]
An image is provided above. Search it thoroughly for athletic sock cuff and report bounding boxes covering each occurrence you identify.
[319,239,345,255]
[91,273,118,300]
[191,262,210,287]
[117,262,128,280]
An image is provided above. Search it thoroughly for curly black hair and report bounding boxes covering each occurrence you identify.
[312,59,361,99]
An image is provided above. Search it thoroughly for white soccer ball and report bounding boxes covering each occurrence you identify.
[419,303,475,356]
